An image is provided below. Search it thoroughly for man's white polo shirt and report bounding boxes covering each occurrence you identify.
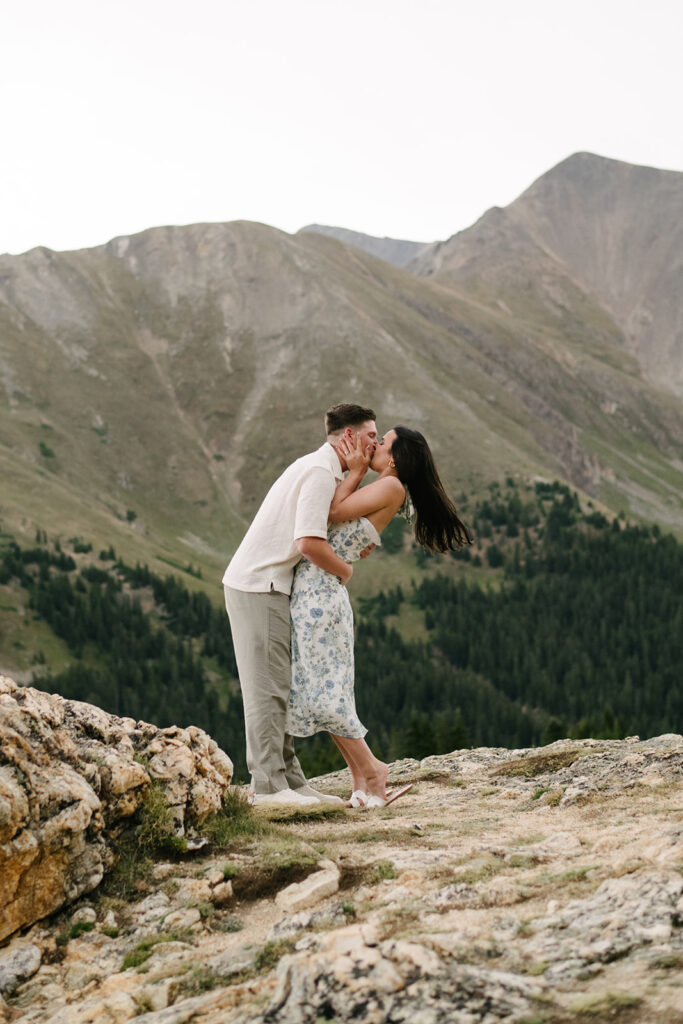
[222,443,343,595]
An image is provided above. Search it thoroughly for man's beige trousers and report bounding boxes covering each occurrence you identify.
[224,586,307,794]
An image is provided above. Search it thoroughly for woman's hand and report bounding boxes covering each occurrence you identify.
[339,432,373,474]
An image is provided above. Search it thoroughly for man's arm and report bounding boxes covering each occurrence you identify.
[294,467,352,583]
[295,537,353,584]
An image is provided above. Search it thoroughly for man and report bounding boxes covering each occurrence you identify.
[223,403,378,807]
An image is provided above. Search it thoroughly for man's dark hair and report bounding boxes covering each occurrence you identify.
[325,404,376,435]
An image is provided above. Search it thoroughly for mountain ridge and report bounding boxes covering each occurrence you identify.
[0,153,681,582]
[410,152,683,397]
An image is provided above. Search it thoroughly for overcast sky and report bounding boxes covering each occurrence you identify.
[2,0,682,255]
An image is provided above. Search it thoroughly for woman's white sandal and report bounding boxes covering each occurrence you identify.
[347,790,368,808]
[365,784,413,809]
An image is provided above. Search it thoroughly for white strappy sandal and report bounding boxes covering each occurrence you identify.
[365,784,413,808]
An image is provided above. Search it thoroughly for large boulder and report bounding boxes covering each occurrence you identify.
[0,675,233,942]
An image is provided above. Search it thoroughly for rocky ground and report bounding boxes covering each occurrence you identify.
[1,684,682,1023]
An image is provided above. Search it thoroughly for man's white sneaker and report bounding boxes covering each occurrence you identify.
[252,788,319,808]
[294,785,345,806]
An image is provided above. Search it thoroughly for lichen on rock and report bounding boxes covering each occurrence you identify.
[0,675,233,941]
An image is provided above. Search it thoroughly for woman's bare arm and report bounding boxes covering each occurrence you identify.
[329,475,405,524]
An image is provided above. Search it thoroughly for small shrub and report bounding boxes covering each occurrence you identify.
[375,861,397,880]
[69,921,95,939]
[219,916,244,933]
[223,863,240,880]
[136,781,177,854]
[196,901,215,921]
[178,967,221,995]
[199,788,269,846]
[121,932,181,970]
[255,939,295,972]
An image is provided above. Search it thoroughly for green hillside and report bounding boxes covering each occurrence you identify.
[2,481,680,780]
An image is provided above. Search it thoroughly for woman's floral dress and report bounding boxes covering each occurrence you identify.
[286,517,381,738]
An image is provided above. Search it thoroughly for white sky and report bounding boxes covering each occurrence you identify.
[2,0,682,255]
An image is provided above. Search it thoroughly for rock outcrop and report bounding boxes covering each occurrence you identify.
[0,676,233,942]
[1,687,682,1024]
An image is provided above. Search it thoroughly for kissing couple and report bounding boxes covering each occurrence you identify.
[222,403,470,809]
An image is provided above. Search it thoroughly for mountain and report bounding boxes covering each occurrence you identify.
[0,155,682,588]
[411,152,683,398]
[298,224,432,268]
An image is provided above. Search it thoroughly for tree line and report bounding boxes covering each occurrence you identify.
[1,479,680,779]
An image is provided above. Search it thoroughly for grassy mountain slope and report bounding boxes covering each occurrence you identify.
[0,157,682,594]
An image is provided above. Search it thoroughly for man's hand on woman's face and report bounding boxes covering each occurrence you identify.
[339,431,373,473]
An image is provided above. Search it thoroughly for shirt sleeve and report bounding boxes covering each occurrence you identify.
[293,467,336,540]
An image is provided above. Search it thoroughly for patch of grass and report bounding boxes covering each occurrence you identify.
[136,781,182,854]
[553,867,596,883]
[506,854,539,869]
[512,833,547,846]
[101,844,153,901]
[176,966,222,996]
[218,916,244,933]
[570,991,642,1017]
[121,931,186,970]
[542,789,564,806]
[375,860,397,880]
[229,839,320,901]
[533,787,550,800]
[198,788,271,846]
[69,921,95,939]
[222,863,240,880]
[254,938,295,972]
[195,901,215,921]
[491,749,581,778]
[102,926,120,939]
[342,901,356,917]
[454,855,505,885]
[262,805,346,825]
[353,829,382,844]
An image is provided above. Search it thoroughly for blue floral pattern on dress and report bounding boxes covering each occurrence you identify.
[286,517,381,739]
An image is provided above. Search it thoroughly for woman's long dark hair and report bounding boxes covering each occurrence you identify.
[391,425,472,552]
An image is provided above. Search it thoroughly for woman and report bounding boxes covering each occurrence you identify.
[286,426,471,807]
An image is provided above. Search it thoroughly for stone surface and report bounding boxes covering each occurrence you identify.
[210,881,233,905]
[2,725,683,1024]
[274,865,340,913]
[0,944,42,996]
[0,675,232,941]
